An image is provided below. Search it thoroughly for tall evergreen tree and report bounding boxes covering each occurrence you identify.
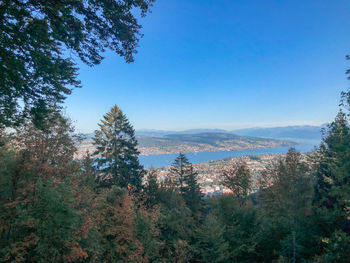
[144,168,160,208]
[257,148,314,262]
[196,213,229,263]
[313,110,350,262]
[183,166,202,214]
[169,153,191,194]
[169,153,202,213]
[207,194,260,262]
[93,105,144,189]
[156,186,196,262]
[95,186,145,262]
[315,112,350,215]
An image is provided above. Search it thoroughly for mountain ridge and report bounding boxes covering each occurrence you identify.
[76,131,298,157]
[135,125,325,139]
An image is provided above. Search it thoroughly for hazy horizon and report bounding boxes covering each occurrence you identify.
[76,122,326,134]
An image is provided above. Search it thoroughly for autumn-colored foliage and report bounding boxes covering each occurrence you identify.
[1,99,350,262]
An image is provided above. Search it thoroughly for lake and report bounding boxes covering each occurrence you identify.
[138,139,321,168]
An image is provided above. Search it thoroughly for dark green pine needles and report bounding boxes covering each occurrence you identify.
[93,105,144,190]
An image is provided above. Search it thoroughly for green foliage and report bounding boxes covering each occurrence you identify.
[209,195,260,262]
[144,168,160,209]
[0,153,84,262]
[196,213,229,263]
[169,153,192,194]
[156,187,196,262]
[93,105,144,189]
[169,153,202,214]
[314,230,350,263]
[134,209,160,262]
[313,109,350,260]
[32,179,80,263]
[93,186,146,262]
[183,166,202,214]
[257,148,316,262]
[0,0,154,127]
[15,110,77,170]
[259,148,313,218]
[315,112,350,212]
[2,110,349,262]
[1,78,350,263]
[219,160,252,206]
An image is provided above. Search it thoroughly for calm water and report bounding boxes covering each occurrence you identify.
[138,139,321,168]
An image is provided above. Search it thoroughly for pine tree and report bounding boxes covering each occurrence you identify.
[257,148,314,262]
[169,153,202,213]
[156,187,195,262]
[208,194,260,262]
[144,168,160,208]
[169,153,191,194]
[95,186,145,262]
[183,166,202,214]
[313,111,350,261]
[315,112,350,213]
[197,213,229,263]
[32,179,83,263]
[93,105,144,189]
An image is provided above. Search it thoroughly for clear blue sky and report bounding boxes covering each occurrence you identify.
[65,0,350,133]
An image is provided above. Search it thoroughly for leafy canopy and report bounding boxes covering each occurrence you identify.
[0,0,154,127]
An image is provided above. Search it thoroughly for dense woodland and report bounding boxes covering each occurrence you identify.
[1,1,350,262]
[1,97,350,263]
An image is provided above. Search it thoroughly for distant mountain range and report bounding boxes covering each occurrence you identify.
[76,125,324,157]
[135,129,228,137]
[136,125,325,140]
[136,132,296,155]
[76,131,297,157]
[233,125,325,140]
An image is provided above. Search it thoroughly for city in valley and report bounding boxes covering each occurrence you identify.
[149,152,311,196]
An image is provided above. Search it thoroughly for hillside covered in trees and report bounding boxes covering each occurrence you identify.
[77,132,296,156]
[1,98,350,262]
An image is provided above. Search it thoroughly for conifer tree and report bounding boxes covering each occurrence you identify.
[313,110,350,261]
[169,153,202,213]
[93,105,144,189]
[144,168,160,208]
[197,213,229,263]
[258,148,314,262]
[0,111,90,262]
[169,153,191,194]
[156,187,195,262]
[183,166,202,214]
[96,186,145,262]
[315,112,350,214]
[32,180,82,262]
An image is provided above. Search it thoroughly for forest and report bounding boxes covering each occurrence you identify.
[1,1,350,262]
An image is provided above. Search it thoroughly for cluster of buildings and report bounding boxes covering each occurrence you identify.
[153,154,286,196]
